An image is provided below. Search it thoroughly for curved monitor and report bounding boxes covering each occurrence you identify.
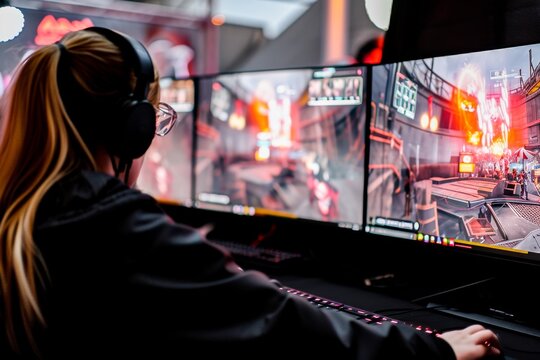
[193,66,367,230]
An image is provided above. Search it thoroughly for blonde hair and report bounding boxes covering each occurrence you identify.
[0,29,159,352]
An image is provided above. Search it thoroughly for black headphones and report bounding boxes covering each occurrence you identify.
[57,27,156,162]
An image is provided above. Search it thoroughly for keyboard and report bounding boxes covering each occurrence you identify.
[210,239,304,265]
[282,286,440,336]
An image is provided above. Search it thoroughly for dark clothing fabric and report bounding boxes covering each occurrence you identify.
[2,171,455,359]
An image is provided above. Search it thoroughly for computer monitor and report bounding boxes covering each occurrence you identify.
[193,66,367,229]
[366,41,540,265]
[137,77,194,205]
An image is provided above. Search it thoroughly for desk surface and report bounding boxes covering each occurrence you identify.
[275,274,540,360]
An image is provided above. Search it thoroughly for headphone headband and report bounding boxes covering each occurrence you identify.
[85,27,155,100]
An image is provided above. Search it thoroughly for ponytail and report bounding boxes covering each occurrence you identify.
[0,42,94,352]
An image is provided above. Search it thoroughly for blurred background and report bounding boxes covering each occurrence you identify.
[1,0,538,100]
[0,0,393,92]
[0,0,390,80]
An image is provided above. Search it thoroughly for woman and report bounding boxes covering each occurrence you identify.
[0,28,500,359]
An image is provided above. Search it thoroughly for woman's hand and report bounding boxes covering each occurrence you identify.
[439,324,501,360]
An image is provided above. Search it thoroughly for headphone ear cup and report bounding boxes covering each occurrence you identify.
[111,99,156,160]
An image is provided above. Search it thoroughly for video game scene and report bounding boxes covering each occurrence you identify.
[367,43,540,254]
[195,66,366,226]
[137,78,194,205]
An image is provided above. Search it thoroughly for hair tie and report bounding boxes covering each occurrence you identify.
[56,42,68,56]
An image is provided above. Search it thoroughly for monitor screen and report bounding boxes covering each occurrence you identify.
[366,42,540,263]
[137,78,194,205]
[194,66,367,229]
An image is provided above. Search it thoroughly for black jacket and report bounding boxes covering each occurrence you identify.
[2,170,455,359]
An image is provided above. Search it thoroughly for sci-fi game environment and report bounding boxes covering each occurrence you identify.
[367,42,540,255]
[194,66,366,227]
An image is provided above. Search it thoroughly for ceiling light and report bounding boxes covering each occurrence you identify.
[365,0,393,31]
[0,0,25,43]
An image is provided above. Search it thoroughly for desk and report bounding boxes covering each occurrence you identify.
[274,274,540,360]
[160,204,540,359]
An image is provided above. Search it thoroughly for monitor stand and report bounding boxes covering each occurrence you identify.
[425,303,540,338]
[412,276,540,338]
